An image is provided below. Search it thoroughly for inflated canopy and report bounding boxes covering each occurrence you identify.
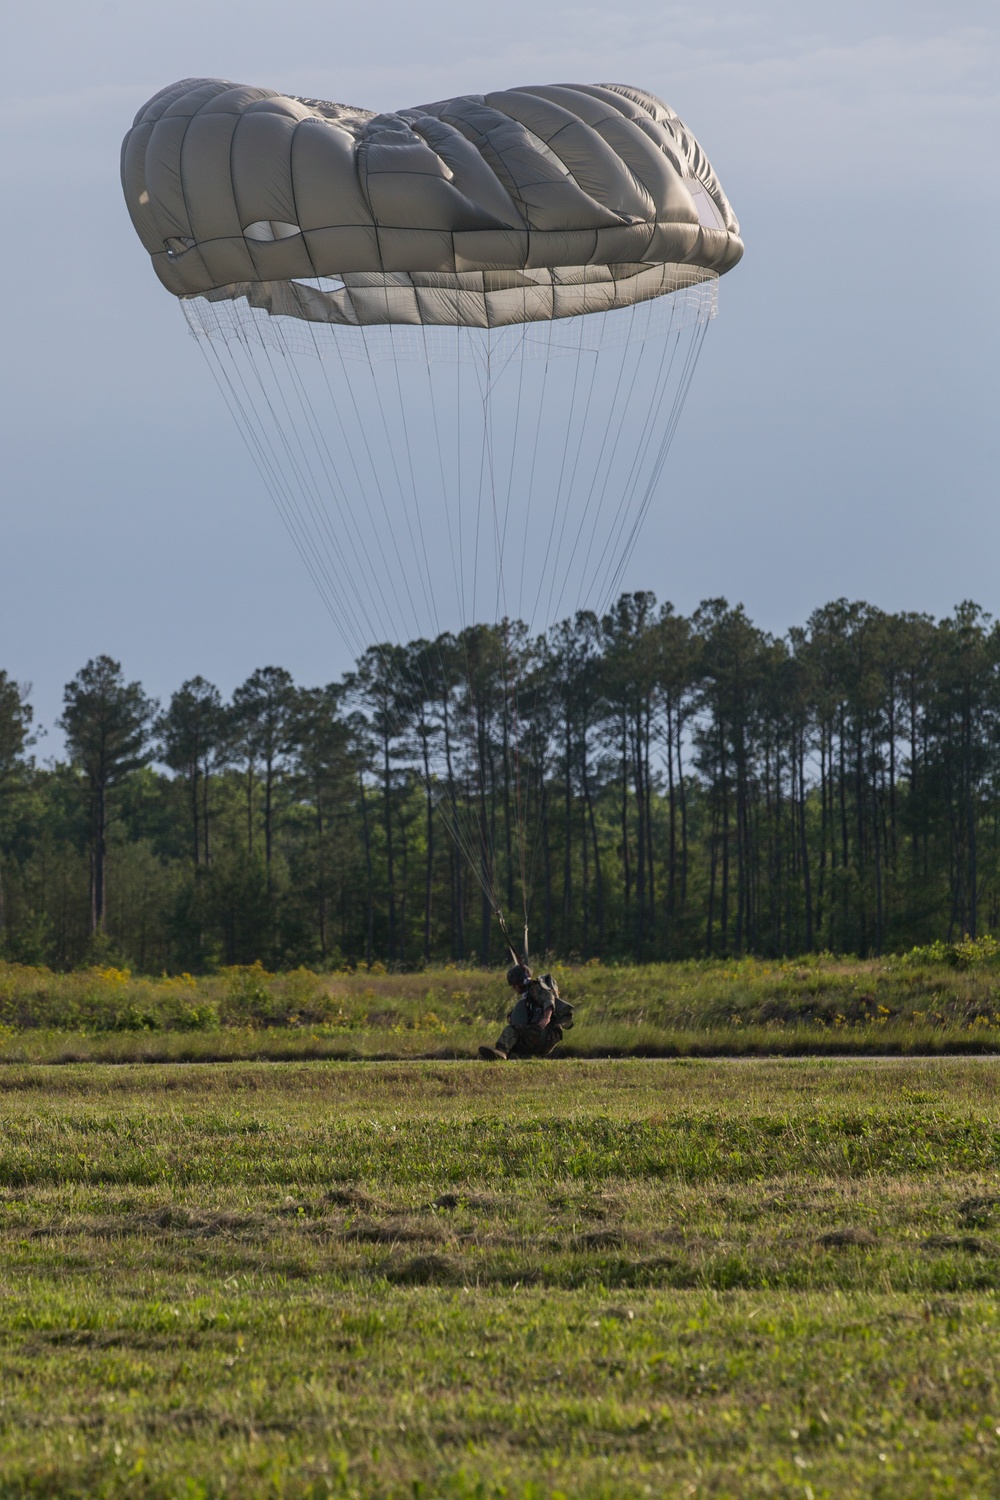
[122,77,743,327]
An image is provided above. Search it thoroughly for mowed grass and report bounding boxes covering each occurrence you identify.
[0,1058,999,1495]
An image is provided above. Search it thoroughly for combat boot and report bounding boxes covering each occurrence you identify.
[478,1045,508,1061]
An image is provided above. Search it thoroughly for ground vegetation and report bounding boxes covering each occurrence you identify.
[0,1057,998,1496]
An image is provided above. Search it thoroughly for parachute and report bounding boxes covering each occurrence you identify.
[122,76,742,957]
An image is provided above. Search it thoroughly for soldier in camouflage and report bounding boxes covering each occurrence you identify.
[478,964,569,1060]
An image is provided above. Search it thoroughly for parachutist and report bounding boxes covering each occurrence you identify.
[478,964,574,1061]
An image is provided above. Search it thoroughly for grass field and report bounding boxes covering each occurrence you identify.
[1,1055,999,1496]
[3,948,1000,1063]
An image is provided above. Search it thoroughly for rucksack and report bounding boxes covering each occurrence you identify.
[540,972,575,1030]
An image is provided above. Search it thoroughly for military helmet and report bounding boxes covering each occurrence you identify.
[506,963,530,988]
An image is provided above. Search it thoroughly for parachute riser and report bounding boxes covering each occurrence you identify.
[495,908,529,970]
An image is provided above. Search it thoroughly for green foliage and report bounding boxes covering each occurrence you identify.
[8,597,1000,970]
[902,934,1000,970]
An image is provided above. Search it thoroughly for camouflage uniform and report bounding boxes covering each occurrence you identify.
[493,978,562,1058]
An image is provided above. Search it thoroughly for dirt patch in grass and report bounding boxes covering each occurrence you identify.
[384,1252,465,1285]
[817,1227,878,1248]
[958,1195,1000,1226]
[345,1219,451,1246]
[921,1234,989,1253]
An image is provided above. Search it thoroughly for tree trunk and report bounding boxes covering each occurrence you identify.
[316,798,327,960]
[705,804,718,957]
[382,727,396,961]
[502,700,514,915]
[719,725,730,955]
[264,754,274,895]
[245,761,254,857]
[965,687,977,938]
[800,725,813,950]
[542,782,553,956]
[190,758,200,868]
[359,770,374,968]
[420,712,433,964]
[632,715,645,960]
[620,712,631,928]
[562,711,572,950]
[201,755,212,867]
[644,706,655,951]
[92,780,107,933]
[677,714,689,913]
[477,711,491,966]
[666,697,677,928]
[441,693,463,959]
[582,734,604,953]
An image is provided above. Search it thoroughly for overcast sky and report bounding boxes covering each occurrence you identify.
[3,0,998,742]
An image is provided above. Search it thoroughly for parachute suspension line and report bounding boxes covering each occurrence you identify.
[265,333,417,655]
[194,338,361,655]
[488,326,535,962]
[605,318,709,605]
[517,317,556,622]
[526,310,588,635]
[230,332,458,808]
[412,321,508,912]
[433,330,513,922]
[357,325,437,640]
[384,330,443,640]
[468,329,522,623]
[515,302,604,943]
[500,614,530,963]
[497,322,528,613]
[478,327,534,933]
[596,313,711,616]
[575,333,668,615]
[473,337,504,920]
[270,329,402,648]
[534,268,607,629]
[594,335,683,609]
[599,321,709,615]
[204,322,496,921]
[300,322,411,640]
[585,316,688,614]
[454,320,535,955]
[455,323,468,627]
[538,335,602,627]
[423,353,464,630]
[470,338,489,627]
[314,319,422,643]
[551,301,641,622]
[185,279,718,968]
[206,333,383,662]
[237,326,385,654]
[567,318,652,615]
[495,310,532,961]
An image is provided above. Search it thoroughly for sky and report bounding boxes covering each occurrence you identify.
[3,0,998,744]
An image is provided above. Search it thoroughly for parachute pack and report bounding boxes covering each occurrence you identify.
[509,973,575,1032]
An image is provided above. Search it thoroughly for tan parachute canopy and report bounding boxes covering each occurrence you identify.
[122,78,743,327]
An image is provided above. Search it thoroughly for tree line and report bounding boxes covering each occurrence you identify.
[1,593,999,972]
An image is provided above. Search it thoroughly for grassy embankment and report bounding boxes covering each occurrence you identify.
[1,1056,999,1495]
[2,943,1000,1061]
